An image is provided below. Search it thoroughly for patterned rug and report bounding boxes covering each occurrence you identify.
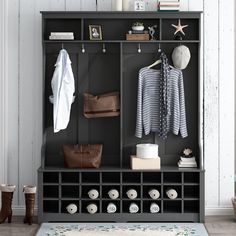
[36,223,209,236]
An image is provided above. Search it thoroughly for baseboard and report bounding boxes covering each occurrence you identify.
[12,205,38,216]
[205,206,234,216]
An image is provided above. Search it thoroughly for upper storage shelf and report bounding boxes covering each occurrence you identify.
[42,11,201,41]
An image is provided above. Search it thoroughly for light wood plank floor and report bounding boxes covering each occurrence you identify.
[0,216,235,235]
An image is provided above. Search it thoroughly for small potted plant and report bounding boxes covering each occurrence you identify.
[132,22,144,31]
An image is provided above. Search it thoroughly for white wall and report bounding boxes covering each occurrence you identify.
[0,0,235,215]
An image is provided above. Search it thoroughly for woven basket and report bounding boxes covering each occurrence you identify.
[231,197,236,220]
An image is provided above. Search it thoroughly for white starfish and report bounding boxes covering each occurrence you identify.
[171,19,188,35]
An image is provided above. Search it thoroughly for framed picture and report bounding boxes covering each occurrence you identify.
[89,25,102,40]
[134,1,145,11]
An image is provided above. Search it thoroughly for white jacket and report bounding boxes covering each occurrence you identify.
[51,49,75,133]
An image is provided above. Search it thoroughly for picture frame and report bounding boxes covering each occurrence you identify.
[89,25,102,40]
[134,1,145,11]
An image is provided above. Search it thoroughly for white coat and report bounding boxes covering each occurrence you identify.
[51,49,75,133]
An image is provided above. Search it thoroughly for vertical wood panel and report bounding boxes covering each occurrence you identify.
[98,0,112,11]
[218,0,235,207]
[188,0,203,11]
[145,0,158,11]
[179,0,189,11]
[7,0,19,206]
[0,0,8,188]
[81,0,96,11]
[65,0,81,11]
[204,0,220,207]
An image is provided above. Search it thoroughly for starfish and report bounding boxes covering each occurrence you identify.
[171,19,188,35]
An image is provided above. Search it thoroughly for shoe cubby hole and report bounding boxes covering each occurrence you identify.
[184,200,199,213]
[163,185,182,199]
[122,185,141,199]
[43,200,59,213]
[81,185,100,199]
[184,172,199,183]
[44,19,81,40]
[61,185,79,198]
[43,185,59,198]
[43,172,59,183]
[143,200,161,213]
[161,19,199,40]
[163,200,182,213]
[122,172,141,183]
[81,200,100,214]
[82,172,100,183]
[102,200,121,213]
[163,172,182,184]
[102,185,120,199]
[83,19,159,40]
[122,200,141,213]
[143,172,161,184]
[61,200,80,214]
[61,172,80,183]
[184,186,199,198]
[143,185,161,199]
[102,172,120,183]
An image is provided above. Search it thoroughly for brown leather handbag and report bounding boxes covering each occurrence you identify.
[62,144,102,168]
[83,92,120,118]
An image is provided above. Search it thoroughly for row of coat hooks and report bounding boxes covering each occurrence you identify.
[61,43,106,53]
[61,43,162,54]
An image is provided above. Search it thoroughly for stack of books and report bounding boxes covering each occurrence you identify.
[158,0,180,11]
[178,156,197,168]
[49,32,74,40]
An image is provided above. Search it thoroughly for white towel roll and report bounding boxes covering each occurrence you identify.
[150,202,160,213]
[148,189,160,199]
[166,188,178,199]
[88,189,99,199]
[129,202,139,213]
[108,189,119,199]
[86,203,98,214]
[126,189,138,199]
[107,203,117,213]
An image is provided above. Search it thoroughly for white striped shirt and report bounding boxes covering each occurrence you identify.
[135,67,188,139]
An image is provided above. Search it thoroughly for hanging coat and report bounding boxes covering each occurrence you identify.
[51,49,75,133]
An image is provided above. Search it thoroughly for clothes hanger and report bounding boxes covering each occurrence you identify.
[147,44,162,69]
[148,44,174,69]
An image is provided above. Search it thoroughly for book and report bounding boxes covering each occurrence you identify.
[50,32,74,36]
[178,161,197,168]
[49,35,74,40]
[159,6,180,10]
[131,30,149,34]
[159,0,179,2]
[159,2,180,6]
[180,156,196,162]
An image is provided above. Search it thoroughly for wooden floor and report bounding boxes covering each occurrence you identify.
[0,216,236,235]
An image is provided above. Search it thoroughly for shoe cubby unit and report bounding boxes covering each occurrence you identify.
[39,12,204,223]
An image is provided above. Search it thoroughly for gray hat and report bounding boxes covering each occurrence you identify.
[172,45,191,70]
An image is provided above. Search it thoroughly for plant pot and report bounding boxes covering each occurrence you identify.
[132,26,144,31]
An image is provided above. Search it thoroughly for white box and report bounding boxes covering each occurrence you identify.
[131,155,161,170]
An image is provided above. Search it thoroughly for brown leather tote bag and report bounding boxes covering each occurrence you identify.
[62,144,102,168]
[84,92,120,118]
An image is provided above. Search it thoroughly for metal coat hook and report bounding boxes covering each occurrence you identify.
[61,43,64,49]
[138,43,141,53]
[158,43,161,53]
[82,43,85,53]
[102,43,106,53]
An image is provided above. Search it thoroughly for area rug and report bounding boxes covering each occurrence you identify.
[36,223,209,236]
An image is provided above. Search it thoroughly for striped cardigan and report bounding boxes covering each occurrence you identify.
[135,67,188,139]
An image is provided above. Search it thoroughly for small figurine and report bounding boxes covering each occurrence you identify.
[148,25,157,40]
[182,148,194,158]
[171,19,188,40]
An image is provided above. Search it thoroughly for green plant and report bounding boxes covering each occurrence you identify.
[133,22,144,27]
